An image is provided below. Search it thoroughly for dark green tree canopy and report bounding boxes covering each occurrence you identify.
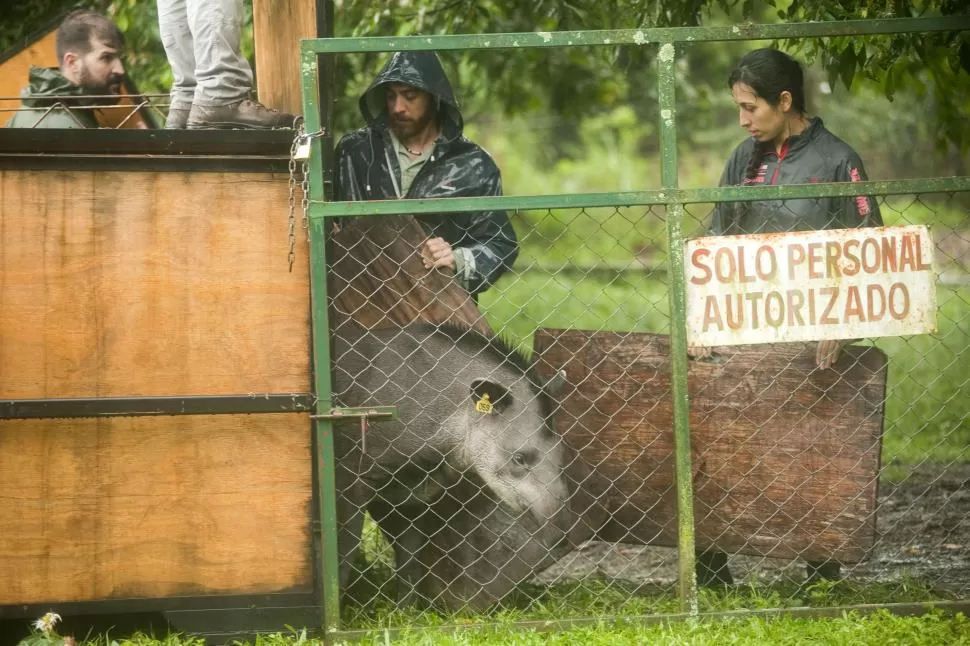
[2,0,967,151]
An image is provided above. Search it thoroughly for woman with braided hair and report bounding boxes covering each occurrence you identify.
[690,48,883,368]
[689,48,883,587]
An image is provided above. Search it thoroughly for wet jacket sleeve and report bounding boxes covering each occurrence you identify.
[834,153,883,228]
[709,144,746,235]
[448,166,518,295]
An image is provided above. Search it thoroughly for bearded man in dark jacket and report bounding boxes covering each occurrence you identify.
[7,9,126,129]
[335,51,518,297]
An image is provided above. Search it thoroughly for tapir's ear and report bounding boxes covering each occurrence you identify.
[543,369,567,398]
[470,379,511,414]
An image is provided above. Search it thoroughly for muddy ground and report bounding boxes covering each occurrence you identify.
[535,464,970,598]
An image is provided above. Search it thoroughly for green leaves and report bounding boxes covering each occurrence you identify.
[1,0,967,153]
[836,43,858,91]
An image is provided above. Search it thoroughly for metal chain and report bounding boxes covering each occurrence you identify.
[301,149,310,235]
[286,124,303,272]
[287,122,321,272]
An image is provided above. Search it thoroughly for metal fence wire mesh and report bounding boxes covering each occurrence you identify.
[322,193,969,623]
[0,92,169,128]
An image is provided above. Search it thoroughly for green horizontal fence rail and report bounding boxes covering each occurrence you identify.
[309,178,970,217]
[301,17,969,53]
[300,15,970,639]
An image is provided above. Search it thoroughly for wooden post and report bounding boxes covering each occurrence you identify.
[252,0,321,115]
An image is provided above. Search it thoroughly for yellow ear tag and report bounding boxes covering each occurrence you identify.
[475,393,494,414]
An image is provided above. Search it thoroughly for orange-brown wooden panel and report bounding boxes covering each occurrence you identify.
[534,329,886,562]
[0,413,312,604]
[253,0,316,116]
[0,170,310,398]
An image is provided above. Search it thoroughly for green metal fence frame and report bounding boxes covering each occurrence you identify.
[299,15,970,636]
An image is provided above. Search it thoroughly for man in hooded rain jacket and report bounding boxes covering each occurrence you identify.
[7,9,126,129]
[335,51,518,298]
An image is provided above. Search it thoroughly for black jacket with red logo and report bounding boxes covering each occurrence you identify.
[710,117,883,235]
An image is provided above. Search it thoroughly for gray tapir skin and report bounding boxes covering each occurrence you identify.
[331,323,572,608]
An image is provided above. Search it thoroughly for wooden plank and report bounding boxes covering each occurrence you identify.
[328,215,493,335]
[252,0,317,115]
[534,330,886,562]
[0,170,310,398]
[0,129,293,156]
[0,413,312,604]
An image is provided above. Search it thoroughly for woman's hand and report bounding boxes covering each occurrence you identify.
[815,339,845,370]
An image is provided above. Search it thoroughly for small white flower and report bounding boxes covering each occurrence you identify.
[33,612,61,635]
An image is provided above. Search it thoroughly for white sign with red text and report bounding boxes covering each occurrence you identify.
[685,225,937,346]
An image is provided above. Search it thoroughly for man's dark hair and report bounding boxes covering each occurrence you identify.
[55,9,124,63]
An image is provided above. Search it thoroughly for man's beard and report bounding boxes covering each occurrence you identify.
[78,66,124,104]
[390,110,435,140]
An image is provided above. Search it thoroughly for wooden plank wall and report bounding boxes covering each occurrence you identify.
[0,170,313,604]
[535,329,886,563]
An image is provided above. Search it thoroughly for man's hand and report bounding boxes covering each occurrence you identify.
[815,339,845,370]
[421,237,456,271]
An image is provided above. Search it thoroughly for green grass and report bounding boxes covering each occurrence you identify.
[337,609,970,646]
[338,574,951,627]
[878,286,970,468]
[69,607,970,646]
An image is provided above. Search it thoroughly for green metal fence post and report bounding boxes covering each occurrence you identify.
[657,40,699,616]
[300,44,342,637]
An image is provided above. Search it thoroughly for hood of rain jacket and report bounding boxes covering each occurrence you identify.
[6,67,99,129]
[335,51,517,295]
[710,117,883,235]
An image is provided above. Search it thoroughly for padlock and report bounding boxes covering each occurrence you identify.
[294,136,311,161]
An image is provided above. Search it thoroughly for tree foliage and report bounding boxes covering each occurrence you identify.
[335,0,969,151]
[2,0,967,152]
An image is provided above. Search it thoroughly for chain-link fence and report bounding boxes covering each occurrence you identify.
[0,92,167,128]
[299,18,970,637]
[317,195,968,626]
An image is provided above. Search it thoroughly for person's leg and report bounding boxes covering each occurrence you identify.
[185,0,297,129]
[158,0,195,128]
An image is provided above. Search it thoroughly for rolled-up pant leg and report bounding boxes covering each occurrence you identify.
[185,0,253,107]
[158,0,196,111]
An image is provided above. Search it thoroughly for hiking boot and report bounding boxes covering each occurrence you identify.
[187,99,298,130]
[165,106,190,129]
